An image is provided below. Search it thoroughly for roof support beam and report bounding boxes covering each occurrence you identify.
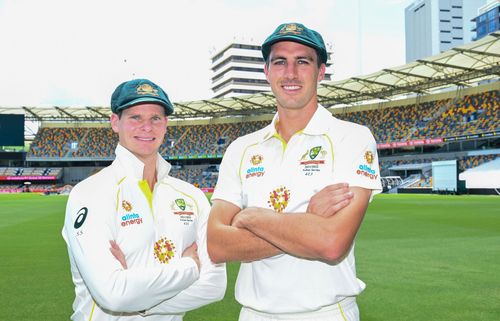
[22,107,42,121]
[174,103,213,117]
[55,107,78,120]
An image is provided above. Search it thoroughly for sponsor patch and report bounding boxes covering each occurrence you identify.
[154,237,176,264]
[356,164,379,180]
[246,154,265,179]
[121,212,143,227]
[267,186,291,213]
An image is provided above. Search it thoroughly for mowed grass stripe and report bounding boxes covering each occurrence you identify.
[0,193,498,321]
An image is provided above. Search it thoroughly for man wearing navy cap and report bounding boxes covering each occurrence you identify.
[62,79,226,321]
[208,23,382,321]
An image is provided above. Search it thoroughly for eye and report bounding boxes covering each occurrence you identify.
[130,115,141,120]
[298,59,310,65]
[273,59,285,65]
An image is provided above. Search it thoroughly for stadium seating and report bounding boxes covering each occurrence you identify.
[25,90,499,188]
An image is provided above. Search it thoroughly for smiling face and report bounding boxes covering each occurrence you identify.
[111,103,167,164]
[264,41,325,112]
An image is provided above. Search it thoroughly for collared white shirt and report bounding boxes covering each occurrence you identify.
[212,105,381,313]
[63,144,226,321]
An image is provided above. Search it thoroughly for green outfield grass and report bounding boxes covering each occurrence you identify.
[0,193,498,321]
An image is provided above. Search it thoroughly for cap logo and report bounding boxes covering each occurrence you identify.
[279,23,303,35]
[136,83,159,96]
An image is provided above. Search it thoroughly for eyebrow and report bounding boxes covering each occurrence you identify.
[270,55,315,62]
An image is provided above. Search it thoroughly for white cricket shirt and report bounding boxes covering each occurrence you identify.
[62,144,226,321]
[212,105,382,313]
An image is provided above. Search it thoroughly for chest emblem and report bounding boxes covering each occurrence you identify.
[122,200,132,212]
[171,198,195,225]
[300,146,328,176]
[154,237,176,264]
[364,151,374,164]
[246,154,265,179]
[171,198,194,215]
[267,186,291,213]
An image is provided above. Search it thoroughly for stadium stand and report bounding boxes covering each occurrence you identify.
[21,88,498,190]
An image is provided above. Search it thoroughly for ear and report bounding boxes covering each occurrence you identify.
[317,63,326,83]
[264,63,270,82]
[110,113,120,133]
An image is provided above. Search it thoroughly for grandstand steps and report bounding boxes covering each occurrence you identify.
[403,98,456,141]
[64,128,90,158]
[162,126,192,155]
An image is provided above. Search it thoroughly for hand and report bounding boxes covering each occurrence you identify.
[231,207,262,229]
[307,183,353,217]
[182,242,200,271]
[109,240,128,269]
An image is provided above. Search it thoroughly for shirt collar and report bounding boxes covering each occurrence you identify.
[114,144,171,181]
[302,104,333,135]
[259,104,332,142]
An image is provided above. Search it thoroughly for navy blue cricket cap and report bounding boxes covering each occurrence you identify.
[261,22,328,64]
[110,79,174,115]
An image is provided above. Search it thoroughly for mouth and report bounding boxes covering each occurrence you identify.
[281,84,301,92]
[135,136,155,142]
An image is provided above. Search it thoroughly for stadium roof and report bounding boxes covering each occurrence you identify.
[1,32,499,122]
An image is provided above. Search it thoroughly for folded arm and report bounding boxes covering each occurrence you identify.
[207,199,282,263]
[232,186,371,264]
[63,193,199,313]
[207,183,354,263]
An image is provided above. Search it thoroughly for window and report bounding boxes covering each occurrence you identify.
[441,40,451,43]
[452,26,462,29]
[440,19,451,22]
[452,37,463,40]
[451,16,462,19]
[441,30,451,33]
[487,8,497,20]
[440,9,450,12]
[488,19,498,33]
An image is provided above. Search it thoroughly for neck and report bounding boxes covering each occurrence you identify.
[142,156,158,191]
[276,104,317,142]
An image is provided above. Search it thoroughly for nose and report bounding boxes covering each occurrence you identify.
[284,62,298,79]
[141,119,153,131]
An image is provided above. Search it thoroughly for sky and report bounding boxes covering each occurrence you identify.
[0,0,412,107]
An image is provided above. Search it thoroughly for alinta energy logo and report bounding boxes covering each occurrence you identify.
[356,150,378,180]
[267,186,291,213]
[120,199,143,227]
[154,237,176,264]
[246,154,265,179]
